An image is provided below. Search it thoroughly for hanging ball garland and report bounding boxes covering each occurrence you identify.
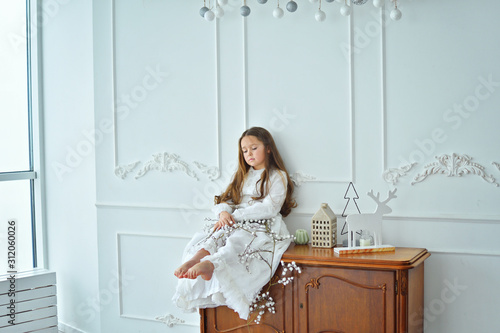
[241,5,251,16]
[273,6,284,18]
[199,0,403,21]
[200,6,209,17]
[286,1,298,12]
[315,9,326,21]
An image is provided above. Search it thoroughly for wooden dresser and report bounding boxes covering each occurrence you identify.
[200,243,430,333]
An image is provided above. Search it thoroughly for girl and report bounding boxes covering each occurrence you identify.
[172,127,297,320]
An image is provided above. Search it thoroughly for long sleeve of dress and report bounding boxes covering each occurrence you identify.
[231,169,287,221]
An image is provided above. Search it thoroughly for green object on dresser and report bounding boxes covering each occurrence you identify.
[294,229,309,245]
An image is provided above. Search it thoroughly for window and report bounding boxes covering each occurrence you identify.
[0,1,43,273]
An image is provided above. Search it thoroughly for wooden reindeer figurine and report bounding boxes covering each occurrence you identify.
[346,189,397,248]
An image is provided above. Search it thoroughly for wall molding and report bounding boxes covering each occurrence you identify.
[111,0,221,181]
[95,202,500,223]
[116,233,198,327]
[242,16,355,184]
[429,249,500,258]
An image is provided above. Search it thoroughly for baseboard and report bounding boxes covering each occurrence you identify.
[58,322,88,333]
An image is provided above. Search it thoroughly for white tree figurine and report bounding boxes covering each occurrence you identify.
[345,189,397,248]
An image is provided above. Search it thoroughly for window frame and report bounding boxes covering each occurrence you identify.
[0,0,47,270]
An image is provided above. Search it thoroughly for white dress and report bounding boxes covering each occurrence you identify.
[172,167,292,320]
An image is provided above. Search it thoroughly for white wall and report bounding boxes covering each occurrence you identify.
[41,0,500,332]
[41,0,100,332]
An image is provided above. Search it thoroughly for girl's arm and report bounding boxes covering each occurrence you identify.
[232,170,287,221]
[212,201,234,217]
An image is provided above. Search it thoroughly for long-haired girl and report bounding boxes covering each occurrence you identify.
[173,127,297,320]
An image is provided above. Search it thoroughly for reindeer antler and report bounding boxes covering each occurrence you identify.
[382,188,398,203]
[367,189,398,204]
[367,190,381,203]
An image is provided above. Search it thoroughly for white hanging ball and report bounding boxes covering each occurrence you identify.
[218,0,228,5]
[390,8,402,20]
[214,6,224,18]
[340,5,352,16]
[204,10,215,21]
[273,7,284,18]
[309,0,318,3]
[286,1,298,12]
[336,0,344,3]
[373,0,384,7]
[315,9,326,22]
[240,5,251,16]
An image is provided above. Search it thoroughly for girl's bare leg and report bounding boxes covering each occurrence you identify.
[174,249,210,278]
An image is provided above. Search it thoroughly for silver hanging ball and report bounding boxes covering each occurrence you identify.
[257,0,268,3]
[286,1,298,12]
[241,5,251,16]
[352,0,368,4]
[199,6,209,17]
[325,0,335,2]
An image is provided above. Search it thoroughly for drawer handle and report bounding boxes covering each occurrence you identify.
[299,303,303,309]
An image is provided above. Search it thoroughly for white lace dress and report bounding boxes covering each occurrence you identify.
[172,167,292,320]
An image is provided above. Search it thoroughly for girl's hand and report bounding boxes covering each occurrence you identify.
[214,211,235,231]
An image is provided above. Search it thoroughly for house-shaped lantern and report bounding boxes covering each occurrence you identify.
[311,203,337,248]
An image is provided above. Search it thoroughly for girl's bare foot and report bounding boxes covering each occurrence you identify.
[174,259,198,278]
[185,261,214,281]
[174,249,210,278]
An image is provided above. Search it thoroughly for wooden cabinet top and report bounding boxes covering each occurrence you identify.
[281,243,430,270]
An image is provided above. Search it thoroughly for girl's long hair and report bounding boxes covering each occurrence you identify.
[215,127,297,217]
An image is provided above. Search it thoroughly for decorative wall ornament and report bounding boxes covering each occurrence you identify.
[155,313,185,327]
[135,152,199,180]
[290,171,316,186]
[115,152,220,181]
[114,161,140,179]
[382,162,416,185]
[193,161,221,181]
[411,153,499,187]
[493,162,500,172]
[199,0,404,22]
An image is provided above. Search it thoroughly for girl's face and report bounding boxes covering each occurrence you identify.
[241,135,268,170]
